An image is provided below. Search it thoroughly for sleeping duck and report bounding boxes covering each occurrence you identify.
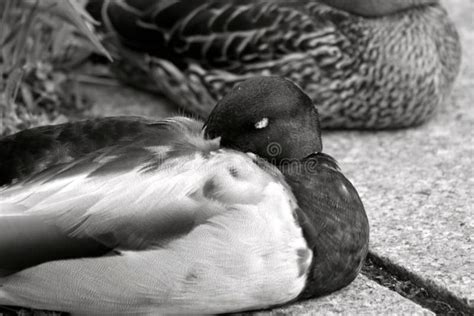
[85,0,461,129]
[0,77,369,314]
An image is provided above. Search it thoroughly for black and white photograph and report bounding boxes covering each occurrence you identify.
[0,0,471,315]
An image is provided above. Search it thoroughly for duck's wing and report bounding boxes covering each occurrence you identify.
[0,146,308,314]
[0,116,204,186]
[86,0,345,71]
[0,116,221,275]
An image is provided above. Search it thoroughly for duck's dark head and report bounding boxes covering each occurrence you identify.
[281,153,369,298]
[205,76,369,299]
[204,76,321,165]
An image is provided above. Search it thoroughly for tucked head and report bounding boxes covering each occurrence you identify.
[204,76,322,164]
[205,76,369,298]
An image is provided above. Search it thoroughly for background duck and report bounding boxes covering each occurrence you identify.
[0,77,369,314]
[85,0,461,129]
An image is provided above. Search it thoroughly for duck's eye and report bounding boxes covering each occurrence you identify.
[254,117,269,130]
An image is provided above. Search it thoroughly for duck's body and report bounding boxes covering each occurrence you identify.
[0,77,369,314]
[0,117,312,314]
[86,0,461,129]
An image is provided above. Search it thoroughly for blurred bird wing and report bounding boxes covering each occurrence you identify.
[0,133,312,314]
[91,0,344,67]
[0,149,311,314]
[0,116,224,271]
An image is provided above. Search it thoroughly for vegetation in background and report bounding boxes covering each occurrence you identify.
[0,0,110,136]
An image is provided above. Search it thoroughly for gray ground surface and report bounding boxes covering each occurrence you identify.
[323,1,473,311]
[255,275,433,315]
[83,0,473,314]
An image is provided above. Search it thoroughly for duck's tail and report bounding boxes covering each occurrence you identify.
[85,0,162,53]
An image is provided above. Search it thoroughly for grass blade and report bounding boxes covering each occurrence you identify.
[58,0,112,61]
[5,67,24,108]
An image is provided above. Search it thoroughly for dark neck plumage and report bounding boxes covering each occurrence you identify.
[280,153,369,298]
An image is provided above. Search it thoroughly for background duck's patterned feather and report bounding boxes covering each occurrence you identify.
[87,0,461,129]
[97,0,340,70]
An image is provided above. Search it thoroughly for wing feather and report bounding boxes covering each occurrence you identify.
[0,141,309,314]
[0,116,201,186]
[0,121,285,275]
[0,117,222,271]
[89,0,345,69]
